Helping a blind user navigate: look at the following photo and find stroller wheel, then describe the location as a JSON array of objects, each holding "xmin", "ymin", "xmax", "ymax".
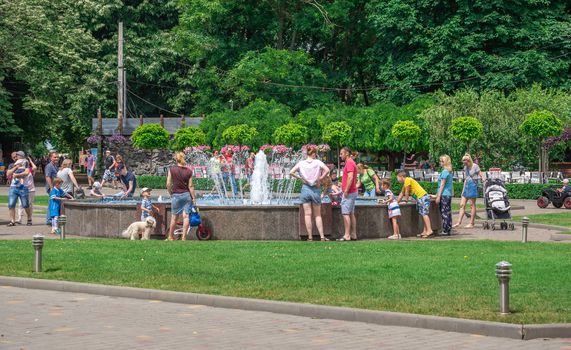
[
  {"xmin": 196, "ymin": 224, "xmax": 212, "ymax": 241},
  {"xmin": 509, "ymin": 223, "xmax": 515, "ymax": 230},
  {"xmin": 482, "ymin": 222, "xmax": 487, "ymax": 229},
  {"xmin": 491, "ymin": 224, "xmax": 496, "ymax": 231},
  {"xmin": 500, "ymin": 222, "xmax": 506, "ymax": 230}
]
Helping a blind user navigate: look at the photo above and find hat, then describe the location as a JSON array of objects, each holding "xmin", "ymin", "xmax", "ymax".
[
  {"xmin": 15, "ymin": 159, "xmax": 28, "ymax": 168},
  {"xmin": 93, "ymin": 181, "xmax": 101, "ymax": 189},
  {"xmin": 563, "ymin": 179, "xmax": 569, "ymax": 184},
  {"xmin": 140, "ymin": 187, "xmax": 152, "ymax": 195},
  {"xmin": 15, "ymin": 151, "xmax": 26, "ymax": 158}
]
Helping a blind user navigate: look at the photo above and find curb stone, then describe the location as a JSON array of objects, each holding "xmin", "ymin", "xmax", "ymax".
[{"xmin": 2, "ymin": 276, "xmax": 570, "ymax": 340}]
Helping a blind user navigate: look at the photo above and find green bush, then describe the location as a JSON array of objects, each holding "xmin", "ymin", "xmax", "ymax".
[
  {"xmin": 131, "ymin": 124, "xmax": 170, "ymax": 150},
  {"xmin": 171, "ymin": 127, "xmax": 206, "ymax": 151}
]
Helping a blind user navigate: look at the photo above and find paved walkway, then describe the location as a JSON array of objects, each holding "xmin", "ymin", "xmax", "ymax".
[{"xmin": 1, "ymin": 286, "xmax": 569, "ymax": 350}]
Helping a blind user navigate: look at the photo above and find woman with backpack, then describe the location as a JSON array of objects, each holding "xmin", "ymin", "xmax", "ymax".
[{"xmin": 356, "ymin": 163, "xmax": 381, "ymax": 197}]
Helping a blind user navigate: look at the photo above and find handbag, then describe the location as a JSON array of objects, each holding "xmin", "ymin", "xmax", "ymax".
[{"xmin": 189, "ymin": 206, "xmax": 201, "ymax": 227}]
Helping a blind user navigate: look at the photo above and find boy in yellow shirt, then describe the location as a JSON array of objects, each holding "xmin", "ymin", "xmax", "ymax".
[{"xmin": 396, "ymin": 171, "xmax": 433, "ymax": 238}]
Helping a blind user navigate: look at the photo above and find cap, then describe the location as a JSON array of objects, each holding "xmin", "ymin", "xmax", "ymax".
[
  {"xmin": 140, "ymin": 187, "xmax": 151, "ymax": 194},
  {"xmin": 15, "ymin": 151, "xmax": 26, "ymax": 158},
  {"xmin": 93, "ymin": 181, "xmax": 101, "ymax": 188}
]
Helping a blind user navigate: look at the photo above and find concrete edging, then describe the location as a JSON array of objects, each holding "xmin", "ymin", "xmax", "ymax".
[{"xmin": 2, "ymin": 276, "xmax": 570, "ymax": 340}]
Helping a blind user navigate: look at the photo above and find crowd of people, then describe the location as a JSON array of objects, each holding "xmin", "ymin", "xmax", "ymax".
[
  {"xmin": 8, "ymin": 145, "xmax": 566, "ymax": 241},
  {"xmin": 291, "ymin": 148, "xmax": 486, "ymax": 241}
]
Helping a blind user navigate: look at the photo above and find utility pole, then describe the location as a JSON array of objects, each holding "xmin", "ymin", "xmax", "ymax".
[{"xmin": 117, "ymin": 21, "xmax": 125, "ymax": 134}]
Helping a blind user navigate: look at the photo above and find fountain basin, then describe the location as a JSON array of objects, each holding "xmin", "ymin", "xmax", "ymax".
[{"xmin": 64, "ymin": 198, "xmax": 442, "ymax": 240}]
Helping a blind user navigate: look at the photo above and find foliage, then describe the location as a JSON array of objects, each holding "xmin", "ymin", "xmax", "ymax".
[
  {"xmin": 520, "ymin": 111, "xmax": 563, "ymax": 140},
  {"xmin": 222, "ymin": 124, "xmax": 257, "ymax": 146},
  {"xmin": 200, "ymin": 99, "xmax": 292, "ymax": 148},
  {"xmin": 105, "ymin": 134, "xmax": 128, "ymax": 146},
  {"xmin": 322, "ymin": 121, "xmax": 352, "ymax": 148},
  {"xmin": 390, "ymin": 120, "xmax": 421, "ymax": 165},
  {"xmin": 171, "ymin": 127, "xmax": 206, "ymax": 151},
  {"xmin": 87, "ymin": 135, "xmax": 103, "ymax": 145},
  {"xmin": 544, "ymin": 128, "xmax": 571, "ymax": 150},
  {"xmin": 223, "ymin": 48, "xmax": 333, "ymax": 113},
  {"xmin": 131, "ymin": 124, "xmax": 170, "ymax": 150},
  {"xmin": 272, "ymin": 123, "xmax": 308, "ymax": 148},
  {"xmin": 422, "ymin": 86, "xmax": 571, "ymax": 170},
  {"xmin": 449, "ymin": 117, "xmax": 483, "ymax": 152}
]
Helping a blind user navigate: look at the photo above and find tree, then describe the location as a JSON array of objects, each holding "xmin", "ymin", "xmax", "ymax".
[
  {"xmin": 322, "ymin": 121, "xmax": 352, "ymax": 170},
  {"xmin": 272, "ymin": 123, "xmax": 307, "ymax": 148},
  {"xmin": 222, "ymin": 124, "xmax": 257, "ymax": 146},
  {"xmin": 131, "ymin": 124, "xmax": 170, "ymax": 150},
  {"xmin": 391, "ymin": 121, "xmax": 421, "ymax": 168},
  {"xmin": 449, "ymin": 116, "xmax": 483, "ymax": 153},
  {"xmin": 171, "ymin": 127, "xmax": 206, "ymax": 151},
  {"xmin": 520, "ymin": 110, "xmax": 563, "ymax": 172}
]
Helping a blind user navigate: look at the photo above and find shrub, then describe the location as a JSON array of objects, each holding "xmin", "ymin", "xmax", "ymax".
[
  {"xmin": 222, "ymin": 124, "xmax": 257, "ymax": 145},
  {"xmin": 131, "ymin": 124, "xmax": 170, "ymax": 150},
  {"xmin": 171, "ymin": 127, "xmax": 206, "ymax": 151},
  {"xmin": 449, "ymin": 116, "xmax": 483, "ymax": 153},
  {"xmin": 273, "ymin": 123, "xmax": 308, "ymax": 147}
]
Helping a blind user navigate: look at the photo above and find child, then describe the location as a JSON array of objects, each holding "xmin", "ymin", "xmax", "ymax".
[
  {"xmin": 49, "ymin": 177, "xmax": 73, "ymax": 234},
  {"xmin": 380, "ymin": 179, "xmax": 401, "ymax": 239},
  {"xmin": 90, "ymin": 181, "xmax": 104, "ymax": 198},
  {"xmin": 321, "ymin": 175, "xmax": 342, "ymax": 206},
  {"xmin": 396, "ymin": 171, "xmax": 433, "ymax": 238},
  {"xmin": 140, "ymin": 187, "xmax": 159, "ymax": 221}
]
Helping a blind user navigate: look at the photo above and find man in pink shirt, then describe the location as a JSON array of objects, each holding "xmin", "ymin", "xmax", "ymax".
[{"xmin": 338, "ymin": 147, "xmax": 358, "ymax": 241}]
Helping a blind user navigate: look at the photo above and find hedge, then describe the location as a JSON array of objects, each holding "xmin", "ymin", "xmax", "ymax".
[{"xmin": 137, "ymin": 175, "xmax": 551, "ymax": 200}]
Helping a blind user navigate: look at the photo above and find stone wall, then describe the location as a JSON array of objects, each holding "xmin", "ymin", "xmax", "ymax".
[{"xmin": 104, "ymin": 142, "xmax": 173, "ymax": 176}]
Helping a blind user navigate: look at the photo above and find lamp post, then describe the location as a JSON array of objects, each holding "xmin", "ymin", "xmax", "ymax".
[
  {"xmin": 32, "ymin": 235, "xmax": 44, "ymax": 273},
  {"xmin": 495, "ymin": 261, "xmax": 512, "ymax": 315},
  {"xmin": 521, "ymin": 216, "xmax": 529, "ymax": 243},
  {"xmin": 57, "ymin": 215, "xmax": 67, "ymax": 240}
]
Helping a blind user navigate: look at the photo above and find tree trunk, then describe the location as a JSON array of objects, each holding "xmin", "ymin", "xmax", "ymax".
[
  {"xmin": 336, "ymin": 143, "xmax": 340, "ymax": 173},
  {"xmin": 402, "ymin": 145, "xmax": 407, "ymax": 170}
]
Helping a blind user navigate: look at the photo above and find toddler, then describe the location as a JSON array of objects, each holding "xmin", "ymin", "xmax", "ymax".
[
  {"xmin": 140, "ymin": 187, "xmax": 159, "ymax": 221},
  {"xmin": 321, "ymin": 175, "xmax": 342, "ymax": 206},
  {"xmin": 90, "ymin": 181, "xmax": 104, "ymax": 198},
  {"xmin": 380, "ymin": 179, "xmax": 401, "ymax": 239},
  {"xmin": 48, "ymin": 178, "xmax": 73, "ymax": 234}
]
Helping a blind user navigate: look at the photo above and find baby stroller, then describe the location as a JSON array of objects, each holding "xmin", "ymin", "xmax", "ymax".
[
  {"xmin": 482, "ymin": 178, "xmax": 515, "ymax": 230},
  {"xmin": 173, "ymin": 206, "xmax": 212, "ymax": 240}
]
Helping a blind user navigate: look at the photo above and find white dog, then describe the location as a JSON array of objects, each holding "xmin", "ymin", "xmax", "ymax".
[{"xmin": 121, "ymin": 217, "xmax": 156, "ymax": 240}]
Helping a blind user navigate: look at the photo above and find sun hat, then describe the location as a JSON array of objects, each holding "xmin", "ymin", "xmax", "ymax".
[
  {"xmin": 93, "ymin": 181, "xmax": 101, "ymax": 189},
  {"xmin": 15, "ymin": 151, "xmax": 26, "ymax": 158},
  {"xmin": 140, "ymin": 187, "xmax": 152, "ymax": 195}
]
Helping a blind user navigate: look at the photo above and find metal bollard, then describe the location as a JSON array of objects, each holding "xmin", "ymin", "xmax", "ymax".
[
  {"xmin": 57, "ymin": 215, "xmax": 67, "ymax": 240},
  {"xmin": 495, "ymin": 261, "xmax": 512, "ymax": 315},
  {"xmin": 32, "ymin": 235, "xmax": 44, "ymax": 273},
  {"xmin": 521, "ymin": 217, "xmax": 529, "ymax": 243}
]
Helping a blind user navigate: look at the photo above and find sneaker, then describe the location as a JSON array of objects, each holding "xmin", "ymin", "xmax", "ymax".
[{"xmin": 388, "ymin": 234, "xmax": 401, "ymax": 240}]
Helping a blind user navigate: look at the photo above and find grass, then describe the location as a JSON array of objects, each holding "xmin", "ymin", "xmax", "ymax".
[
  {"xmin": 451, "ymin": 203, "xmax": 485, "ymax": 211},
  {"xmin": 513, "ymin": 212, "xmax": 571, "ymax": 228},
  {"xmin": 0, "ymin": 239, "xmax": 569, "ymax": 324},
  {"xmin": 0, "ymin": 195, "xmax": 49, "ymax": 207}
]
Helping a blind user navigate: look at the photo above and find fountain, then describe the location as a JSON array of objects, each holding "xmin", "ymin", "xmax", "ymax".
[{"xmin": 64, "ymin": 145, "xmax": 442, "ymax": 240}]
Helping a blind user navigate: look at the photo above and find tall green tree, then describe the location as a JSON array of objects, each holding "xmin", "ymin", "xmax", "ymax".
[
  {"xmin": 322, "ymin": 121, "xmax": 352, "ymax": 170},
  {"xmin": 391, "ymin": 121, "xmax": 421, "ymax": 168},
  {"xmin": 520, "ymin": 110, "xmax": 563, "ymax": 172}
]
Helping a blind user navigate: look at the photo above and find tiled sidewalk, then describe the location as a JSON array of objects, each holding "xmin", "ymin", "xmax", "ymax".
[{"xmin": 2, "ymin": 286, "xmax": 569, "ymax": 350}]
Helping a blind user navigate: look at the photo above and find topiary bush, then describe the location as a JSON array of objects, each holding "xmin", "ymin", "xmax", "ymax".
[
  {"xmin": 131, "ymin": 124, "xmax": 170, "ymax": 150},
  {"xmin": 171, "ymin": 127, "xmax": 206, "ymax": 151},
  {"xmin": 449, "ymin": 116, "xmax": 483, "ymax": 153}
]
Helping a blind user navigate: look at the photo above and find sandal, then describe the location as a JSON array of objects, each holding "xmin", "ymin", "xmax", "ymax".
[
  {"xmin": 320, "ymin": 237, "xmax": 330, "ymax": 241},
  {"xmin": 336, "ymin": 237, "xmax": 350, "ymax": 241},
  {"xmin": 7, "ymin": 221, "xmax": 16, "ymax": 227},
  {"xmin": 307, "ymin": 236, "xmax": 313, "ymax": 241},
  {"xmin": 27, "ymin": 220, "xmax": 33, "ymax": 226},
  {"xmin": 452, "ymin": 223, "xmax": 461, "ymax": 228},
  {"xmin": 388, "ymin": 234, "xmax": 401, "ymax": 240},
  {"xmin": 464, "ymin": 224, "xmax": 475, "ymax": 229},
  {"xmin": 420, "ymin": 232, "xmax": 435, "ymax": 239}
]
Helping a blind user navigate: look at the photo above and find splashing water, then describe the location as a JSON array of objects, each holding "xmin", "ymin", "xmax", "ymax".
[{"xmin": 250, "ymin": 151, "xmax": 270, "ymax": 204}]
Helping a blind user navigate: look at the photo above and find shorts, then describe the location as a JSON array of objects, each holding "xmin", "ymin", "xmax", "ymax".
[
  {"xmin": 8, "ymin": 186, "xmax": 29, "ymax": 209},
  {"xmin": 171, "ymin": 192, "xmax": 192, "ymax": 216},
  {"xmin": 416, "ymin": 194, "xmax": 431, "ymax": 217},
  {"xmin": 299, "ymin": 184, "xmax": 321, "ymax": 204},
  {"xmin": 388, "ymin": 203, "xmax": 401, "ymax": 218},
  {"xmin": 341, "ymin": 192, "xmax": 358, "ymax": 215},
  {"xmin": 103, "ymin": 169, "xmax": 116, "ymax": 182},
  {"xmin": 87, "ymin": 169, "xmax": 94, "ymax": 177}
]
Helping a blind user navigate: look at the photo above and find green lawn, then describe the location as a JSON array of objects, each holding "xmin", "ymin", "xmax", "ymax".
[
  {"xmin": 0, "ymin": 195, "xmax": 49, "ymax": 207},
  {"xmin": 0, "ymin": 239, "xmax": 569, "ymax": 324},
  {"xmin": 513, "ymin": 212, "xmax": 571, "ymax": 228}
]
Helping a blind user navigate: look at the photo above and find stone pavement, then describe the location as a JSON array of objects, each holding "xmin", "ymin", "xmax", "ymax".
[{"xmin": 1, "ymin": 286, "xmax": 569, "ymax": 350}]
